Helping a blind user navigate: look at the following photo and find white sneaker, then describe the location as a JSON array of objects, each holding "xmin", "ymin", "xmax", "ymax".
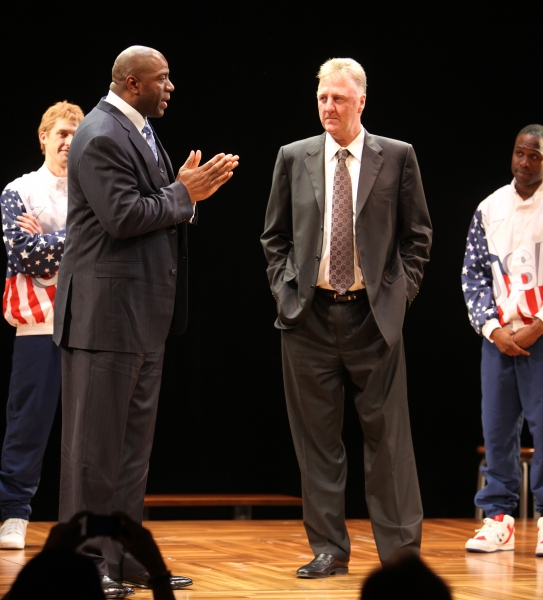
[
  {"xmin": 465, "ymin": 514, "xmax": 515, "ymax": 552},
  {"xmin": 536, "ymin": 517, "xmax": 543, "ymax": 556},
  {"xmin": 0, "ymin": 518, "xmax": 28, "ymax": 549}
]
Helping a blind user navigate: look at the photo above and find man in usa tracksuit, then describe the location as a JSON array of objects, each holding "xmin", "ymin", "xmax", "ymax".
[
  {"xmin": 0, "ymin": 101, "xmax": 83, "ymax": 548},
  {"xmin": 463, "ymin": 124, "xmax": 543, "ymax": 555}
]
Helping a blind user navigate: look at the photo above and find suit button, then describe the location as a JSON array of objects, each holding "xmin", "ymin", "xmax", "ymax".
[
  {"xmin": 160, "ymin": 168, "xmax": 165, "ymax": 174},
  {"xmin": 170, "ymin": 228, "xmax": 176, "ymax": 235},
  {"xmin": 321, "ymin": 226, "xmax": 323, "ymax": 231},
  {"xmin": 316, "ymin": 255, "xmax": 320, "ymax": 261},
  {"xmin": 171, "ymin": 269, "xmax": 177, "ymax": 275},
  {"xmin": 310, "ymin": 285, "xmax": 316, "ymax": 290}
]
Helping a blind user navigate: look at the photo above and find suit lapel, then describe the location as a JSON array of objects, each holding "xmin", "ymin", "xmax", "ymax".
[
  {"xmin": 304, "ymin": 134, "xmax": 326, "ymax": 216},
  {"xmin": 96, "ymin": 101, "xmax": 165, "ymax": 190},
  {"xmin": 356, "ymin": 132, "xmax": 383, "ymax": 219},
  {"xmin": 128, "ymin": 129, "xmax": 165, "ymax": 190},
  {"xmin": 153, "ymin": 132, "xmax": 175, "ymax": 182}
]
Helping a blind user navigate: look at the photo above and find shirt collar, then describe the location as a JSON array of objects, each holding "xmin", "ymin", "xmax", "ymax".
[
  {"xmin": 105, "ymin": 90, "xmax": 146, "ymax": 133},
  {"xmin": 325, "ymin": 127, "xmax": 365, "ymax": 163},
  {"xmin": 512, "ymin": 178, "xmax": 543, "ymax": 204},
  {"xmin": 38, "ymin": 163, "xmax": 67, "ymax": 191}
]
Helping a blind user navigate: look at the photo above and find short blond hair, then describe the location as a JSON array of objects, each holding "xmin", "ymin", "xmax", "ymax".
[
  {"xmin": 38, "ymin": 101, "xmax": 84, "ymax": 155},
  {"xmin": 317, "ymin": 58, "xmax": 367, "ymax": 95}
]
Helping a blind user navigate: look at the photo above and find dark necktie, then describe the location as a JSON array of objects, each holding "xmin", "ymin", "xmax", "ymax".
[
  {"xmin": 329, "ymin": 148, "xmax": 354, "ymax": 295},
  {"xmin": 141, "ymin": 121, "xmax": 159, "ymax": 163}
]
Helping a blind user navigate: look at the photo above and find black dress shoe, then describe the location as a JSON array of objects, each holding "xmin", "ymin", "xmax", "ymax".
[
  {"xmin": 124, "ymin": 571, "xmax": 193, "ymax": 589},
  {"xmin": 296, "ymin": 553, "xmax": 349, "ymax": 578},
  {"xmin": 101, "ymin": 575, "xmax": 135, "ymax": 598}
]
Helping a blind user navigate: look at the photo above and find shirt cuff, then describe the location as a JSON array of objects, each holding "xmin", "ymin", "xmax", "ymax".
[{"xmin": 482, "ymin": 319, "xmax": 501, "ymax": 342}]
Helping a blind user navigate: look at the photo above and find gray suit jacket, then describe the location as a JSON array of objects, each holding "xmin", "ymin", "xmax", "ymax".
[
  {"xmin": 53, "ymin": 100, "xmax": 194, "ymax": 353},
  {"xmin": 261, "ymin": 131, "xmax": 432, "ymax": 348}
]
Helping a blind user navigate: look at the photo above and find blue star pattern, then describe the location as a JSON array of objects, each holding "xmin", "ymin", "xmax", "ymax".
[
  {"xmin": 461, "ymin": 208, "xmax": 499, "ymax": 335},
  {"xmin": 1, "ymin": 188, "xmax": 65, "ymax": 279}
]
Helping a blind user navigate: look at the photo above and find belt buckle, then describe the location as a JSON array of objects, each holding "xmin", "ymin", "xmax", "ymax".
[{"xmin": 333, "ymin": 292, "xmax": 356, "ymax": 302}]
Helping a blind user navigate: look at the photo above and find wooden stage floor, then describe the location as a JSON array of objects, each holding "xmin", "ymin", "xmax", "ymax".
[{"xmin": 0, "ymin": 518, "xmax": 541, "ymax": 599}]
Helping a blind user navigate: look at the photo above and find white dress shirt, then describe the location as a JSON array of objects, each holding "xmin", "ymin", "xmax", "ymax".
[
  {"xmin": 105, "ymin": 90, "xmax": 146, "ymax": 134},
  {"xmin": 317, "ymin": 128, "xmax": 365, "ymax": 290}
]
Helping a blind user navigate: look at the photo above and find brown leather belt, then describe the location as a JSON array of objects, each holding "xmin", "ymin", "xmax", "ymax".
[{"xmin": 315, "ymin": 288, "xmax": 366, "ymax": 303}]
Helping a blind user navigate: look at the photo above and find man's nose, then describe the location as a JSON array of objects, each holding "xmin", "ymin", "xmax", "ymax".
[
  {"xmin": 167, "ymin": 78, "xmax": 174, "ymax": 92},
  {"xmin": 65, "ymin": 134, "xmax": 73, "ymax": 147}
]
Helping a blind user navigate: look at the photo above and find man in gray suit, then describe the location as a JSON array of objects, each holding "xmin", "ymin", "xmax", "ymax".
[
  {"xmin": 261, "ymin": 58, "xmax": 431, "ymax": 577},
  {"xmin": 54, "ymin": 46, "xmax": 238, "ymax": 597}
]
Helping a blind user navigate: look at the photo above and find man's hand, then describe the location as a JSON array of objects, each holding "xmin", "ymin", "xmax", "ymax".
[
  {"xmin": 513, "ymin": 318, "xmax": 543, "ymax": 350},
  {"xmin": 176, "ymin": 151, "xmax": 239, "ymax": 202},
  {"xmin": 43, "ymin": 511, "xmax": 90, "ymax": 550},
  {"xmin": 490, "ymin": 327, "xmax": 530, "ymax": 356},
  {"xmin": 113, "ymin": 512, "xmax": 168, "ymax": 577},
  {"xmin": 16, "ymin": 214, "xmax": 43, "ymax": 234}
]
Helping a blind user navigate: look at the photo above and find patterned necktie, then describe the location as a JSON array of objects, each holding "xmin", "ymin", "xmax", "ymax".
[
  {"xmin": 141, "ymin": 121, "xmax": 159, "ymax": 163},
  {"xmin": 329, "ymin": 148, "xmax": 354, "ymax": 295}
]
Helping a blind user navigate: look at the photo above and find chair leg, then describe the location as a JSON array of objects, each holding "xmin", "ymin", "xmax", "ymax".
[
  {"xmin": 520, "ymin": 460, "xmax": 529, "ymax": 518},
  {"xmin": 475, "ymin": 459, "xmax": 486, "ymax": 520}
]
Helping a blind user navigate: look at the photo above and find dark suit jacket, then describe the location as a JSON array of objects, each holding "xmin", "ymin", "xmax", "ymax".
[
  {"xmin": 261, "ymin": 131, "xmax": 432, "ymax": 348},
  {"xmin": 53, "ymin": 100, "xmax": 194, "ymax": 353}
]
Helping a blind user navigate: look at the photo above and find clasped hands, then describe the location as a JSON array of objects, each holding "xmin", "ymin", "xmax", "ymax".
[
  {"xmin": 177, "ymin": 150, "xmax": 239, "ymax": 202},
  {"xmin": 490, "ymin": 318, "xmax": 543, "ymax": 356}
]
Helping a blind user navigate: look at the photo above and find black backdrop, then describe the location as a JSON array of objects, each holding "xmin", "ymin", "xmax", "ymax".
[{"xmin": 0, "ymin": 2, "xmax": 541, "ymax": 522}]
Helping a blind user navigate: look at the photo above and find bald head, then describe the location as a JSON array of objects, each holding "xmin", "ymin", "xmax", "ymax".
[
  {"xmin": 111, "ymin": 46, "xmax": 165, "ymax": 89},
  {"xmin": 109, "ymin": 46, "xmax": 174, "ymax": 118}
]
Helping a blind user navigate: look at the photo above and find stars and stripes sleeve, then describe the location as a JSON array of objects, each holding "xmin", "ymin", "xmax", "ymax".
[
  {"xmin": 461, "ymin": 208, "xmax": 498, "ymax": 335},
  {"xmin": 1, "ymin": 189, "xmax": 65, "ymax": 278}
]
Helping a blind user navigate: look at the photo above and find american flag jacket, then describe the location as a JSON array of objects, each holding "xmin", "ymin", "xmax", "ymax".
[
  {"xmin": 1, "ymin": 164, "xmax": 66, "ymax": 336},
  {"xmin": 462, "ymin": 180, "xmax": 543, "ymax": 339}
]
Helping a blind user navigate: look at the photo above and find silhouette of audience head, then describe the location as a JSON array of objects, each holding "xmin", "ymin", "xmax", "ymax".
[
  {"xmin": 6, "ymin": 546, "xmax": 103, "ymax": 599},
  {"xmin": 361, "ymin": 554, "xmax": 451, "ymax": 600}
]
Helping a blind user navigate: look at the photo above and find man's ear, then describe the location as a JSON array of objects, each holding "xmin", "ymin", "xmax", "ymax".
[
  {"xmin": 359, "ymin": 95, "xmax": 367, "ymax": 114},
  {"xmin": 125, "ymin": 75, "xmax": 140, "ymax": 95}
]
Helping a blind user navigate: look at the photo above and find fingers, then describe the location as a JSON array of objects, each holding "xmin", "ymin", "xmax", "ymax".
[
  {"xmin": 203, "ymin": 153, "xmax": 239, "ymax": 174},
  {"xmin": 512, "ymin": 342, "xmax": 530, "ymax": 356},
  {"xmin": 180, "ymin": 150, "xmax": 196, "ymax": 170},
  {"xmin": 16, "ymin": 214, "xmax": 43, "ymax": 234},
  {"xmin": 504, "ymin": 341, "xmax": 530, "ymax": 356},
  {"xmin": 178, "ymin": 150, "xmax": 202, "ymax": 174},
  {"xmin": 16, "ymin": 215, "xmax": 41, "ymax": 234}
]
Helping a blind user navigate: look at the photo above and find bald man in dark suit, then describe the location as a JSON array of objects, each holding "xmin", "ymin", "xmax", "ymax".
[{"xmin": 54, "ymin": 46, "xmax": 238, "ymax": 597}]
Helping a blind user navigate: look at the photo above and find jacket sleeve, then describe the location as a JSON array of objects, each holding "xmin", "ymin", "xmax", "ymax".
[
  {"xmin": 260, "ymin": 147, "xmax": 293, "ymax": 296},
  {"xmin": 1, "ymin": 188, "xmax": 65, "ymax": 277},
  {"xmin": 398, "ymin": 145, "xmax": 433, "ymax": 305},
  {"xmin": 461, "ymin": 208, "xmax": 498, "ymax": 336},
  {"xmin": 77, "ymin": 134, "xmax": 194, "ymax": 239}
]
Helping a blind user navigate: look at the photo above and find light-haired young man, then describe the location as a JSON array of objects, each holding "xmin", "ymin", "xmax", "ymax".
[{"xmin": 0, "ymin": 101, "xmax": 83, "ymax": 548}]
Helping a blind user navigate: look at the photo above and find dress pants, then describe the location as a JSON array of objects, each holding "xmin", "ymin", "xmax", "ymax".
[
  {"xmin": 59, "ymin": 345, "xmax": 164, "ymax": 579},
  {"xmin": 281, "ymin": 291, "xmax": 423, "ymax": 564},
  {"xmin": 0, "ymin": 335, "xmax": 61, "ymax": 520},
  {"xmin": 477, "ymin": 336, "xmax": 543, "ymax": 516}
]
